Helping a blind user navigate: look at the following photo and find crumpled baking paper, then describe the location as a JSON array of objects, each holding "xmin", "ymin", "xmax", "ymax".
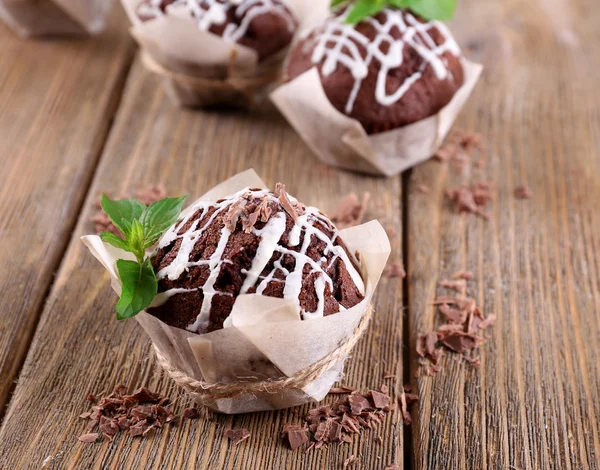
[
  {"xmin": 271, "ymin": 59, "xmax": 483, "ymax": 176},
  {"xmin": 0, "ymin": 0, "xmax": 112, "ymax": 37},
  {"xmin": 82, "ymin": 169, "xmax": 391, "ymax": 413}
]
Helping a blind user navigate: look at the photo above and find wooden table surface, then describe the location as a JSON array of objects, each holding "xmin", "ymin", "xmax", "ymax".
[{"xmin": 0, "ymin": 1, "xmax": 598, "ymax": 469}]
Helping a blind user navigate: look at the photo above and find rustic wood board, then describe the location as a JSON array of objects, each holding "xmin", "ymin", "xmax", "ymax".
[
  {"xmin": 407, "ymin": 0, "xmax": 600, "ymax": 469},
  {"xmin": 0, "ymin": 8, "xmax": 133, "ymax": 416},
  {"xmin": 0, "ymin": 58, "xmax": 405, "ymax": 469}
]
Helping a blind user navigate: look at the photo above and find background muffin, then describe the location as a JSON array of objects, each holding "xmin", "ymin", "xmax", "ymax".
[
  {"xmin": 286, "ymin": 7, "xmax": 464, "ymax": 134},
  {"xmin": 137, "ymin": 0, "xmax": 298, "ymax": 60}
]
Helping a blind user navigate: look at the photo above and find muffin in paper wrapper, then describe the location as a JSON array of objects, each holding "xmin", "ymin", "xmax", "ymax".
[
  {"xmin": 82, "ymin": 169, "xmax": 391, "ymax": 414},
  {"xmin": 0, "ymin": 0, "xmax": 112, "ymax": 37},
  {"xmin": 120, "ymin": 0, "xmax": 318, "ymax": 108},
  {"xmin": 271, "ymin": 60, "xmax": 483, "ymax": 176}
]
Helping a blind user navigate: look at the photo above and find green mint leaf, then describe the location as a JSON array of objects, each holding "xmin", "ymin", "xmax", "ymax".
[
  {"xmin": 100, "ymin": 194, "xmax": 146, "ymax": 238},
  {"xmin": 128, "ymin": 218, "xmax": 146, "ymax": 263},
  {"xmin": 100, "ymin": 232, "xmax": 134, "ymax": 254},
  {"xmin": 407, "ymin": 0, "xmax": 456, "ymax": 20},
  {"xmin": 331, "ymin": 0, "xmax": 348, "ymax": 7},
  {"xmin": 115, "ymin": 259, "xmax": 157, "ymax": 320},
  {"xmin": 139, "ymin": 196, "xmax": 188, "ymax": 248},
  {"xmin": 346, "ymin": 0, "xmax": 387, "ymax": 23},
  {"xmin": 389, "ymin": 0, "xmax": 411, "ymax": 7}
]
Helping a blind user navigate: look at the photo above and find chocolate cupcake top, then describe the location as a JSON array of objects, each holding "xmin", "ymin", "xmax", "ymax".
[
  {"xmin": 148, "ymin": 185, "xmax": 365, "ymax": 334},
  {"xmin": 286, "ymin": 7, "xmax": 464, "ymax": 134},
  {"xmin": 136, "ymin": 0, "xmax": 297, "ymax": 61}
]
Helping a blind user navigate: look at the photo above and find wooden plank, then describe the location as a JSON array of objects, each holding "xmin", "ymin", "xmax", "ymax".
[
  {"xmin": 0, "ymin": 8, "xmax": 133, "ymax": 416},
  {"xmin": 407, "ymin": 0, "xmax": 600, "ymax": 469},
  {"xmin": 0, "ymin": 57, "xmax": 404, "ymax": 469}
]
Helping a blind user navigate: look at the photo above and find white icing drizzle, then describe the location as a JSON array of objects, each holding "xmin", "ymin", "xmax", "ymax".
[
  {"xmin": 138, "ymin": 0, "xmax": 295, "ymax": 44},
  {"xmin": 309, "ymin": 8, "xmax": 461, "ymax": 114},
  {"xmin": 153, "ymin": 188, "xmax": 364, "ymax": 331}
]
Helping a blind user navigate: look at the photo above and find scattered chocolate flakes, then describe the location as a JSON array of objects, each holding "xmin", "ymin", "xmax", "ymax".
[
  {"xmin": 90, "ymin": 184, "xmax": 168, "ymax": 235},
  {"xmin": 435, "ymin": 130, "xmax": 485, "ymax": 166},
  {"xmin": 384, "ymin": 464, "xmax": 400, "ymax": 470},
  {"xmin": 514, "ymin": 185, "xmax": 533, "ymax": 199},
  {"xmin": 329, "ymin": 192, "xmax": 370, "ymax": 229},
  {"xmin": 225, "ymin": 428, "xmax": 251, "ymax": 446},
  {"xmin": 344, "ymin": 455, "xmax": 358, "ymax": 468},
  {"xmin": 291, "ymin": 387, "xmax": 394, "ymax": 451},
  {"xmin": 417, "ymin": 276, "xmax": 495, "ymax": 375},
  {"xmin": 77, "ymin": 385, "xmax": 178, "ymax": 443},
  {"xmin": 386, "ymin": 261, "xmax": 406, "ymax": 279},
  {"xmin": 77, "ymin": 433, "xmax": 99, "ymax": 443},
  {"xmin": 182, "ymin": 408, "xmax": 200, "ymax": 420},
  {"xmin": 446, "ymin": 183, "xmax": 492, "ymax": 219}
]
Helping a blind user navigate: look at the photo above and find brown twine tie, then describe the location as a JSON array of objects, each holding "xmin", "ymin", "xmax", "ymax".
[{"xmin": 154, "ymin": 306, "xmax": 373, "ymax": 402}]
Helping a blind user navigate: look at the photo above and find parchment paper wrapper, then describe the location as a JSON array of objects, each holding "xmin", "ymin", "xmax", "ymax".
[
  {"xmin": 120, "ymin": 0, "xmax": 318, "ymax": 108},
  {"xmin": 271, "ymin": 60, "xmax": 483, "ymax": 176},
  {"xmin": 0, "ymin": 0, "xmax": 112, "ymax": 37},
  {"xmin": 82, "ymin": 169, "xmax": 391, "ymax": 414}
]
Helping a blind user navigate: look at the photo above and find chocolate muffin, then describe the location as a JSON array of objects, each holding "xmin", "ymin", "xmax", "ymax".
[
  {"xmin": 285, "ymin": 7, "xmax": 464, "ymax": 134},
  {"xmin": 148, "ymin": 185, "xmax": 365, "ymax": 334},
  {"xmin": 136, "ymin": 0, "xmax": 298, "ymax": 61}
]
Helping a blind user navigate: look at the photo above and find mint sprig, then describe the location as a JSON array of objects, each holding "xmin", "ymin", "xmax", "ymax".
[
  {"xmin": 332, "ymin": 0, "xmax": 456, "ymax": 24},
  {"xmin": 100, "ymin": 193, "xmax": 187, "ymax": 320}
]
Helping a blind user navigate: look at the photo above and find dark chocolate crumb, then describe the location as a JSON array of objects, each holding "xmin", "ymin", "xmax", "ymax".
[{"xmin": 225, "ymin": 428, "xmax": 251, "ymax": 446}]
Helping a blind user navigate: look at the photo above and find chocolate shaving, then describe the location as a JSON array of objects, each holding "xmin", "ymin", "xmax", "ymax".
[
  {"xmin": 77, "ymin": 433, "xmax": 99, "ymax": 443},
  {"xmin": 370, "ymin": 390, "xmax": 391, "ymax": 409},
  {"xmin": 182, "ymin": 408, "xmax": 200, "ymax": 420},
  {"xmin": 440, "ymin": 279, "xmax": 467, "ymax": 296},
  {"xmin": 344, "ymin": 455, "xmax": 357, "ymax": 468},
  {"xmin": 274, "ymin": 183, "xmax": 301, "ymax": 222},
  {"xmin": 225, "ymin": 428, "xmax": 251, "ymax": 446},
  {"xmin": 399, "ymin": 387, "xmax": 418, "ymax": 426},
  {"xmin": 514, "ymin": 185, "xmax": 533, "ymax": 199},
  {"xmin": 452, "ymin": 270, "xmax": 473, "ymax": 280},
  {"xmin": 385, "ymin": 464, "xmax": 400, "ymax": 470},
  {"xmin": 386, "ymin": 261, "xmax": 406, "ymax": 279},
  {"xmin": 282, "ymin": 424, "xmax": 309, "ymax": 450},
  {"xmin": 348, "ymin": 393, "xmax": 372, "ymax": 415},
  {"xmin": 329, "ymin": 192, "xmax": 370, "ymax": 229},
  {"xmin": 224, "ymin": 199, "xmax": 245, "ymax": 232}
]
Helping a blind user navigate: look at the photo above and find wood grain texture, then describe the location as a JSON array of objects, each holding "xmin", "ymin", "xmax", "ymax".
[
  {"xmin": 0, "ymin": 8, "xmax": 133, "ymax": 416},
  {"xmin": 407, "ymin": 0, "xmax": 600, "ymax": 469},
  {"xmin": 0, "ymin": 58, "xmax": 405, "ymax": 470}
]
